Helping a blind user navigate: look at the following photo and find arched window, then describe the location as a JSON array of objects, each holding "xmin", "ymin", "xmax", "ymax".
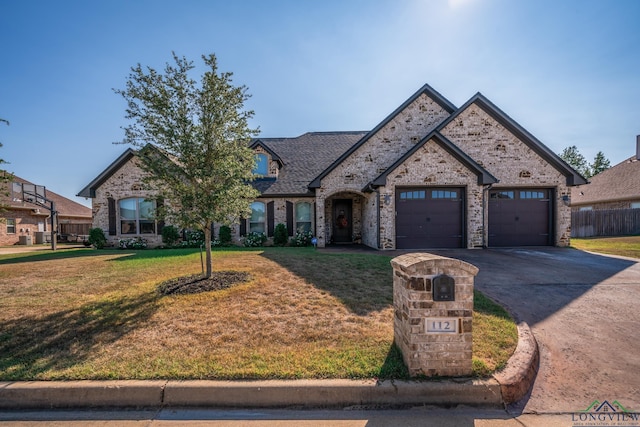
[
  {"xmin": 253, "ymin": 154, "xmax": 268, "ymax": 176},
  {"xmin": 119, "ymin": 198, "xmax": 156, "ymax": 234},
  {"xmin": 249, "ymin": 201, "xmax": 266, "ymax": 234},
  {"xmin": 295, "ymin": 202, "xmax": 312, "ymax": 233}
]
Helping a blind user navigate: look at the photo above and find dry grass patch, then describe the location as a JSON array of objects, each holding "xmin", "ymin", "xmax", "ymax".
[{"xmin": 0, "ymin": 247, "xmax": 516, "ymax": 380}]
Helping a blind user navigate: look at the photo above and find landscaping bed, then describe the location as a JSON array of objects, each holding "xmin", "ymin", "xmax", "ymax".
[{"xmin": 0, "ymin": 247, "xmax": 517, "ymax": 380}]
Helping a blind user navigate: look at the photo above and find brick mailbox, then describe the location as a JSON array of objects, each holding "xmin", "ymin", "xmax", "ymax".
[{"xmin": 390, "ymin": 253, "xmax": 478, "ymax": 377}]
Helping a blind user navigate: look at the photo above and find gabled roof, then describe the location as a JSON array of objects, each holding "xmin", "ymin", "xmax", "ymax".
[
  {"xmin": 368, "ymin": 130, "xmax": 498, "ymax": 190},
  {"xmin": 249, "ymin": 139, "xmax": 283, "ymax": 167},
  {"xmin": 77, "ymin": 148, "xmax": 137, "ymax": 198},
  {"xmin": 437, "ymin": 92, "xmax": 588, "ymax": 186},
  {"xmin": 4, "ymin": 175, "xmax": 92, "ymax": 219},
  {"xmin": 308, "ymin": 83, "xmax": 457, "ymax": 189},
  {"xmin": 572, "ymin": 155, "xmax": 640, "ymax": 205},
  {"xmin": 255, "ymin": 132, "xmax": 366, "ymax": 196}
]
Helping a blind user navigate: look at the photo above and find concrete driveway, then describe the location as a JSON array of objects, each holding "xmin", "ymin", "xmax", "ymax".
[{"xmin": 430, "ymin": 247, "xmax": 640, "ymax": 415}]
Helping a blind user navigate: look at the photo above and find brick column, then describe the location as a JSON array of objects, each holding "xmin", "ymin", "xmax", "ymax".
[{"xmin": 391, "ymin": 253, "xmax": 478, "ymax": 377}]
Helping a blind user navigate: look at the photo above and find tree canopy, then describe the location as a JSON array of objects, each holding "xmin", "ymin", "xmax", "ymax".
[
  {"xmin": 559, "ymin": 145, "xmax": 611, "ymax": 179},
  {"xmin": 115, "ymin": 53, "xmax": 260, "ymax": 277}
]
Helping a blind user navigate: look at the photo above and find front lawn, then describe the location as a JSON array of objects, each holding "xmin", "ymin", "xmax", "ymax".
[
  {"xmin": 0, "ymin": 247, "xmax": 516, "ymax": 380},
  {"xmin": 571, "ymin": 235, "xmax": 640, "ymax": 259}
]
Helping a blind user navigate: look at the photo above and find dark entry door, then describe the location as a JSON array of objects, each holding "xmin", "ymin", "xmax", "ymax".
[
  {"xmin": 396, "ymin": 188, "xmax": 464, "ymax": 249},
  {"xmin": 488, "ymin": 189, "xmax": 552, "ymax": 246},
  {"xmin": 333, "ymin": 199, "xmax": 352, "ymax": 244}
]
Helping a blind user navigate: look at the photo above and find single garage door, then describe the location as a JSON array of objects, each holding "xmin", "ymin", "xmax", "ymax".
[
  {"xmin": 488, "ymin": 189, "xmax": 552, "ymax": 246},
  {"xmin": 396, "ymin": 187, "xmax": 464, "ymax": 249}
]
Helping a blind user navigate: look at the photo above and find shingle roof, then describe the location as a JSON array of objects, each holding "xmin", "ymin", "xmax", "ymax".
[
  {"xmin": 3, "ymin": 175, "xmax": 92, "ymax": 219},
  {"xmin": 255, "ymin": 131, "xmax": 367, "ymax": 196},
  {"xmin": 571, "ymin": 155, "xmax": 640, "ymax": 206}
]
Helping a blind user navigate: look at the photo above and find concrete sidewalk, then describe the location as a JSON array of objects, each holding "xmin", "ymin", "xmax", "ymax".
[{"xmin": 0, "ymin": 324, "xmax": 537, "ymax": 410}]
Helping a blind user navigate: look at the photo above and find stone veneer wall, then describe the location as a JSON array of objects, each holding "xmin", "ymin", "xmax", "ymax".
[
  {"xmin": 379, "ymin": 139, "xmax": 484, "ymax": 249},
  {"xmin": 315, "ymin": 94, "xmax": 451, "ymax": 248},
  {"xmin": 440, "ymin": 103, "xmax": 572, "ymax": 246},
  {"xmin": 391, "ymin": 252, "xmax": 478, "ymax": 377}
]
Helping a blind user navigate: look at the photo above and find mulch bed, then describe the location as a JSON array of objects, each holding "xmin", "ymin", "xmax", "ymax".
[{"xmin": 157, "ymin": 271, "xmax": 251, "ymax": 295}]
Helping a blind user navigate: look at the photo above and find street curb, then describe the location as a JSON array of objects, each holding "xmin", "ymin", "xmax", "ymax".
[
  {"xmin": 0, "ymin": 378, "xmax": 502, "ymax": 409},
  {"xmin": 0, "ymin": 326, "xmax": 538, "ymax": 410},
  {"xmin": 493, "ymin": 322, "xmax": 539, "ymax": 404}
]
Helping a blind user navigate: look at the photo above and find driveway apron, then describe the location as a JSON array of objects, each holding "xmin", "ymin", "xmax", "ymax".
[{"xmin": 430, "ymin": 247, "xmax": 640, "ymax": 414}]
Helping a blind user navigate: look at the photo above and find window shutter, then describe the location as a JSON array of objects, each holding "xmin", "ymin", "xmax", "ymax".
[
  {"xmin": 239, "ymin": 217, "xmax": 247, "ymax": 237},
  {"xmin": 108, "ymin": 197, "xmax": 117, "ymax": 236},
  {"xmin": 156, "ymin": 198, "xmax": 165, "ymax": 235},
  {"xmin": 286, "ymin": 201, "xmax": 293, "ymax": 236},
  {"xmin": 267, "ymin": 202, "xmax": 274, "ymax": 237}
]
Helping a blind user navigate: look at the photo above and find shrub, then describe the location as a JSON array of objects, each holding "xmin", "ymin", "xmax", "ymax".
[
  {"xmin": 273, "ymin": 223, "xmax": 288, "ymax": 246},
  {"xmin": 243, "ymin": 232, "xmax": 267, "ymax": 247},
  {"xmin": 291, "ymin": 230, "xmax": 314, "ymax": 247},
  {"xmin": 161, "ymin": 225, "xmax": 181, "ymax": 247},
  {"xmin": 118, "ymin": 237, "xmax": 148, "ymax": 249},
  {"xmin": 218, "ymin": 225, "xmax": 233, "ymax": 246},
  {"xmin": 88, "ymin": 228, "xmax": 107, "ymax": 249},
  {"xmin": 181, "ymin": 229, "xmax": 205, "ymax": 248}
]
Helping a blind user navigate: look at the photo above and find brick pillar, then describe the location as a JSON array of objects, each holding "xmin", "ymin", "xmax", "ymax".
[{"xmin": 391, "ymin": 253, "xmax": 478, "ymax": 377}]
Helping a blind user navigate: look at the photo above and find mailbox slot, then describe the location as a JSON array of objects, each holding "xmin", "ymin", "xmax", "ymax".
[{"xmin": 433, "ymin": 274, "xmax": 455, "ymax": 301}]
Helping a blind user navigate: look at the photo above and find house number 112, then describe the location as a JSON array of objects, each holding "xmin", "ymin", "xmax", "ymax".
[{"xmin": 426, "ymin": 318, "xmax": 459, "ymax": 333}]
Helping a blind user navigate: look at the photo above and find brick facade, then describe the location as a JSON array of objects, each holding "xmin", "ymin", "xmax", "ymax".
[{"xmin": 83, "ymin": 84, "xmax": 584, "ymax": 250}]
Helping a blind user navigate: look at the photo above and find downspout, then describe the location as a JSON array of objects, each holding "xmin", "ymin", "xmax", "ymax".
[
  {"xmin": 482, "ymin": 184, "xmax": 493, "ymax": 248},
  {"xmin": 376, "ymin": 188, "xmax": 381, "ymax": 249}
]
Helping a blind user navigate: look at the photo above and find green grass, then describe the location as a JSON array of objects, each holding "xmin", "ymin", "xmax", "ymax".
[
  {"xmin": 0, "ymin": 246, "xmax": 517, "ymax": 380},
  {"xmin": 571, "ymin": 235, "xmax": 640, "ymax": 259}
]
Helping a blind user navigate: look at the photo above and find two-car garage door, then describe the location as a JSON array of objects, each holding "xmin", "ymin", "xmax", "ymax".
[
  {"xmin": 395, "ymin": 187, "xmax": 553, "ymax": 249},
  {"xmin": 396, "ymin": 187, "xmax": 464, "ymax": 249},
  {"xmin": 488, "ymin": 189, "xmax": 552, "ymax": 246}
]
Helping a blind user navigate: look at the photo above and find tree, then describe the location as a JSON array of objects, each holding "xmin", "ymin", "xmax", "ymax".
[
  {"xmin": 115, "ymin": 53, "xmax": 260, "ymax": 278},
  {"xmin": 559, "ymin": 145, "xmax": 590, "ymax": 177},
  {"xmin": 590, "ymin": 151, "xmax": 611, "ymax": 176}
]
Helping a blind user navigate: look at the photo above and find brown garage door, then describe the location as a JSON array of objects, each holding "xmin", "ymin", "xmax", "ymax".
[
  {"xmin": 488, "ymin": 189, "xmax": 552, "ymax": 246},
  {"xmin": 396, "ymin": 187, "xmax": 464, "ymax": 249}
]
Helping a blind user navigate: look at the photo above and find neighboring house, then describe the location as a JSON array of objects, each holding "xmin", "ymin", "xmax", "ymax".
[
  {"xmin": 1, "ymin": 175, "xmax": 92, "ymax": 245},
  {"xmin": 571, "ymin": 136, "xmax": 640, "ymax": 211},
  {"xmin": 78, "ymin": 84, "xmax": 586, "ymax": 249},
  {"xmin": 570, "ymin": 136, "xmax": 640, "ymax": 237}
]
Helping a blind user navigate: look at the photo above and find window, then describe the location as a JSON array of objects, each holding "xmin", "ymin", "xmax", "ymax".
[
  {"xmin": 631, "ymin": 202, "xmax": 640, "ymax": 209},
  {"xmin": 119, "ymin": 198, "xmax": 156, "ymax": 234},
  {"xmin": 491, "ymin": 191, "xmax": 515, "ymax": 200},
  {"xmin": 253, "ymin": 154, "xmax": 268, "ymax": 176},
  {"xmin": 249, "ymin": 201, "xmax": 266, "ymax": 233},
  {"xmin": 432, "ymin": 190, "xmax": 458, "ymax": 199},
  {"xmin": 295, "ymin": 202, "xmax": 312, "ymax": 233},
  {"xmin": 579, "ymin": 206, "xmax": 593, "ymax": 211},
  {"xmin": 399, "ymin": 190, "xmax": 426, "ymax": 200},
  {"xmin": 6, "ymin": 218, "xmax": 15, "ymax": 234},
  {"xmin": 520, "ymin": 191, "xmax": 545, "ymax": 199}
]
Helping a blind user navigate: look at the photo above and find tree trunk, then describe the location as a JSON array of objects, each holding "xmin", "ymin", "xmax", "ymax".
[{"xmin": 204, "ymin": 223, "xmax": 213, "ymax": 278}]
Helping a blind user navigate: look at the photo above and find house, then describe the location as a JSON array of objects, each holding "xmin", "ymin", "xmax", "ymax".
[
  {"xmin": 571, "ymin": 136, "xmax": 640, "ymax": 211},
  {"xmin": 1, "ymin": 175, "xmax": 92, "ymax": 245},
  {"xmin": 78, "ymin": 84, "xmax": 586, "ymax": 249},
  {"xmin": 570, "ymin": 136, "xmax": 640, "ymax": 237}
]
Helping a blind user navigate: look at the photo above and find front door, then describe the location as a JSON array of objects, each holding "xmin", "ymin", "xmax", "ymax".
[{"xmin": 332, "ymin": 199, "xmax": 352, "ymax": 244}]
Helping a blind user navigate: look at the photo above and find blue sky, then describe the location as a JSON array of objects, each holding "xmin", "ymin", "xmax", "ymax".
[{"xmin": 1, "ymin": 0, "xmax": 639, "ymax": 207}]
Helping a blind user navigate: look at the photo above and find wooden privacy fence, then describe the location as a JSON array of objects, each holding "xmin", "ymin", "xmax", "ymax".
[
  {"xmin": 572, "ymin": 208, "xmax": 640, "ymax": 237},
  {"xmin": 60, "ymin": 223, "xmax": 91, "ymax": 237}
]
